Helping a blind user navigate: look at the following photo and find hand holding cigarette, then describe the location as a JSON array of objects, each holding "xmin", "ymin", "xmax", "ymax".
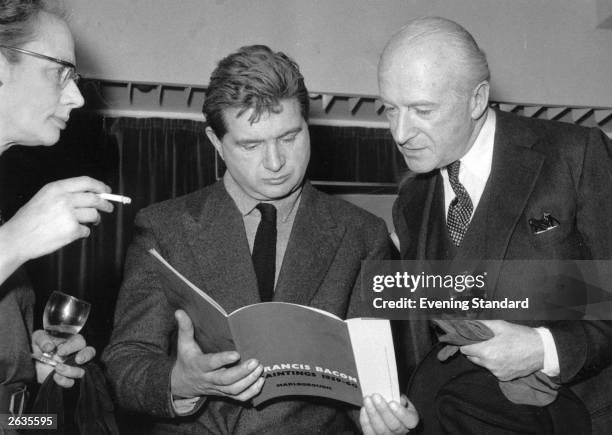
[{"xmin": 0, "ymin": 176, "xmax": 116, "ymax": 265}]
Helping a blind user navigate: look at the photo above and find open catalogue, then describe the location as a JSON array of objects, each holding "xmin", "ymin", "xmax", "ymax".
[{"xmin": 149, "ymin": 248, "xmax": 399, "ymax": 407}]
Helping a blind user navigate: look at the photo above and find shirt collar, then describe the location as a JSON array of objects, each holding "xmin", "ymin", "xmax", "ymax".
[
  {"xmin": 223, "ymin": 171, "xmax": 302, "ymax": 223},
  {"xmin": 459, "ymin": 108, "xmax": 496, "ymax": 182}
]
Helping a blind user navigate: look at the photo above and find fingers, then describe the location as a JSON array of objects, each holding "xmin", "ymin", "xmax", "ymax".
[
  {"xmin": 43, "ymin": 178, "xmax": 115, "ymax": 225},
  {"xmin": 360, "ymin": 406, "xmax": 376, "ymax": 435},
  {"xmin": 52, "ymin": 373, "xmax": 75, "ymax": 388},
  {"xmin": 55, "ymin": 334, "xmax": 87, "ymax": 357},
  {"xmin": 4, "ymin": 177, "xmax": 121, "ymax": 262},
  {"xmin": 32, "ymin": 331, "xmax": 93, "ymax": 388},
  {"xmin": 73, "ymin": 208, "xmax": 103, "ymax": 225},
  {"xmin": 233, "ymin": 376, "xmax": 265, "ymax": 402},
  {"xmin": 366, "ymin": 395, "xmax": 404, "ymax": 434},
  {"xmin": 210, "ymin": 359, "xmax": 262, "ymax": 391},
  {"xmin": 53, "ymin": 176, "xmax": 111, "ymax": 194},
  {"xmin": 398, "ymin": 398, "xmax": 419, "ymax": 429},
  {"xmin": 71, "ymin": 192, "xmax": 114, "ymax": 214},
  {"xmin": 204, "ymin": 351, "xmax": 242, "ymax": 373},
  {"xmin": 172, "ymin": 311, "xmax": 263, "ymax": 401},
  {"xmin": 51, "ymin": 360, "xmax": 86, "ymax": 388},
  {"xmin": 53, "ymin": 361, "xmax": 86, "ymax": 386},
  {"xmin": 31, "ymin": 329, "xmax": 57, "ymax": 355},
  {"xmin": 73, "ymin": 346, "xmax": 96, "ymax": 364},
  {"xmin": 361, "ymin": 394, "xmax": 418, "ymax": 435}
]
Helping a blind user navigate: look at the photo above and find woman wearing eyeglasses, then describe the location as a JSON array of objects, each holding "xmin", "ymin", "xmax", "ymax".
[{"xmin": 0, "ymin": 0, "xmax": 114, "ymax": 422}]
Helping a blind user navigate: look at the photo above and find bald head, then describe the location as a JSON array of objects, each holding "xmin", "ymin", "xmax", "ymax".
[
  {"xmin": 379, "ymin": 16, "xmax": 489, "ymax": 94},
  {"xmin": 377, "ymin": 17, "xmax": 491, "ymax": 173}
]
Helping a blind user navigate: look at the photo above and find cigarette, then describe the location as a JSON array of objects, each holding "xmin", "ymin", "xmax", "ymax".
[
  {"xmin": 98, "ymin": 193, "xmax": 132, "ymax": 204},
  {"xmin": 32, "ymin": 353, "xmax": 58, "ymax": 367}
]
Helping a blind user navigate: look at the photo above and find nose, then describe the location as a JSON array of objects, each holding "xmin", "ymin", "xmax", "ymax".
[
  {"xmin": 263, "ymin": 142, "xmax": 285, "ymax": 172},
  {"xmin": 61, "ymin": 80, "xmax": 85, "ymax": 109},
  {"xmin": 392, "ymin": 110, "xmax": 418, "ymax": 145}
]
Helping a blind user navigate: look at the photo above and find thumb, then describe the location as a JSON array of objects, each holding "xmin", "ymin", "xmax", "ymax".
[
  {"xmin": 32, "ymin": 330, "xmax": 56, "ymax": 354},
  {"xmin": 175, "ymin": 309, "xmax": 197, "ymax": 353}
]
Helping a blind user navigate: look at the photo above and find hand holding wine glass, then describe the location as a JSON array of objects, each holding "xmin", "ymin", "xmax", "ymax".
[{"xmin": 31, "ymin": 291, "xmax": 96, "ymax": 387}]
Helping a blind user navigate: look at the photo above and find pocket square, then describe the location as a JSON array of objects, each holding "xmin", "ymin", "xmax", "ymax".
[{"xmin": 529, "ymin": 212, "xmax": 560, "ymax": 234}]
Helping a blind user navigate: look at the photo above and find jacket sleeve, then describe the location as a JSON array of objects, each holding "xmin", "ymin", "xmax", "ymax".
[
  {"xmin": 102, "ymin": 210, "xmax": 184, "ymax": 417},
  {"xmin": 549, "ymin": 127, "xmax": 612, "ymax": 383},
  {"xmin": 346, "ymin": 216, "xmax": 392, "ymax": 320}
]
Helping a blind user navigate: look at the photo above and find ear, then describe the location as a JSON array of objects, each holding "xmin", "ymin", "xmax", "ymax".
[
  {"xmin": 470, "ymin": 80, "xmax": 490, "ymax": 120},
  {"xmin": 205, "ymin": 126, "xmax": 224, "ymax": 160}
]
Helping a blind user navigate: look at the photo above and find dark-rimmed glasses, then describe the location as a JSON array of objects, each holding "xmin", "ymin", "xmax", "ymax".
[{"xmin": 0, "ymin": 45, "xmax": 80, "ymax": 89}]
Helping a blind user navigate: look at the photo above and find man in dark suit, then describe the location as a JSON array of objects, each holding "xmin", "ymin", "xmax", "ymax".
[
  {"xmin": 103, "ymin": 45, "xmax": 418, "ymax": 434},
  {"xmin": 378, "ymin": 16, "xmax": 612, "ymax": 434}
]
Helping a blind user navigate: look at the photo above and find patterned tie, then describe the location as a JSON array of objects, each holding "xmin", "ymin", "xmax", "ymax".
[
  {"xmin": 252, "ymin": 203, "xmax": 277, "ymax": 302},
  {"xmin": 446, "ymin": 161, "xmax": 473, "ymax": 247}
]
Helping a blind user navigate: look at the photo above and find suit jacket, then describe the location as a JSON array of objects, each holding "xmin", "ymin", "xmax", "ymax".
[
  {"xmin": 103, "ymin": 180, "xmax": 391, "ymax": 435},
  {"xmin": 393, "ymin": 109, "xmax": 612, "ymax": 431}
]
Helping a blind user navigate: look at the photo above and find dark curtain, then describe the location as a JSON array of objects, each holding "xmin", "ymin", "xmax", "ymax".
[
  {"xmin": 0, "ymin": 113, "xmax": 403, "ymax": 351},
  {"xmin": 309, "ymin": 125, "xmax": 404, "ymax": 183}
]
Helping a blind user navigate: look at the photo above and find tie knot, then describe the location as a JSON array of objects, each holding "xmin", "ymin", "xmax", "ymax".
[
  {"xmin": 447, "ymin": 160, "xmax": 461, "ymax": 183},
  {"xmin": 256, "ymin": 203, "xmax": 277, "ymax": 224}
]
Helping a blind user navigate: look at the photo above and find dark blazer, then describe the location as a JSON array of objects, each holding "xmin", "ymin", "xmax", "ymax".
[
  {"xmin": 103, "ymin": 180, "xmax": 391, "ymax": 435},
  {"xmin": 393, "ymin": 109, "xmax": 612, "ymax": 432}
]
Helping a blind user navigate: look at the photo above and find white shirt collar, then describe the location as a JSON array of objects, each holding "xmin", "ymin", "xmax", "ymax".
[{"xmin": 441, "ymin": 108, "xmax": 496, "ymax": 214}]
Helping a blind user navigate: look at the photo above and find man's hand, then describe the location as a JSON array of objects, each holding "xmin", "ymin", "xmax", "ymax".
[
  {"xmin": 360, "ymin": 394, "xmax": 419, "ymax": 435},
  {"xmin": 1, "ymin": 176, "xmax": 113, "ymax": 265},
  {"xmin": 170, "ymin": 310, "xmax": 264, "ymax": 401},
  {"xmin": 32, "ymin": 330, "xmax": 96, "ymax": 387},
  {"xmin": 460, "ymin": 320, "xmax": 544, "ymax": 381}
]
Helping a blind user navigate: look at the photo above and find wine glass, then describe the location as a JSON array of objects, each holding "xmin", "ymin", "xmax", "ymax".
[{"xmin": 38, "ymin": 291, "xmax": 91, "ymax": 365}]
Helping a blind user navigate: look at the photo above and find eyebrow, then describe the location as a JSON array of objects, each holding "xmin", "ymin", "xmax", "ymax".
[
  {"xmin": 235, "ymin": 126, "xmax": 303, "ymax": 146},
  {"xmin": 277, "ymin": 127, "xmax": 302, "ymax": 138},
  {"xmin": 410, "ymin": 101, "xmax": 437, "ymax": 107}
]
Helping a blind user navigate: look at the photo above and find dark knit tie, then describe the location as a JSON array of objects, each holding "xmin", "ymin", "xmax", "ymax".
[
  {"xmin": 252, "ymin": 203, "xmax": 277, "ymax": 302},
  {"xmin": 446, "ymin": 161, "xmax": 473, "ymax": 247}
]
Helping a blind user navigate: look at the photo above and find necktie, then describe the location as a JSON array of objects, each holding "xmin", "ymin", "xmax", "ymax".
[
  {"xmin": 252, "ymin": 203, "xmax": 277, "ymax": 302},
  {"xmin": 446, "ymin": 161, "xmax": 473, "ymax": 247}
]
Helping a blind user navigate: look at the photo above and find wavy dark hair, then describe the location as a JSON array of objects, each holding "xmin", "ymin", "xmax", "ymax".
[
  {"xmin": 203, "ymin": 45, "xmax": 309, "ymax": 138},
  {"xmin": 0, "ymin": 0, "xmax": 64, "ymax": 63}
]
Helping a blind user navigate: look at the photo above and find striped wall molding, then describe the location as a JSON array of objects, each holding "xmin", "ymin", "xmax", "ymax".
[{"xmin": 81, "ymin": 78, "xmax": 612, "ymax": 132}]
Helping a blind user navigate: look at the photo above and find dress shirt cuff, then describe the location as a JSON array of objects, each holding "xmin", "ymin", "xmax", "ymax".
[
  {"xmin": 535, "ymin": 327, "xmax": 560, "ymax": 377},
  {"xmin": 171, "ymin": 395, "xmax": 201, "ymax": 415},
  {"xmin": 390, "ymin": 232, "xmax": 400, "ymax": 251},
  {"xmin": 170, "ymin": 392, "xmax": 207, "ymax": 416}
]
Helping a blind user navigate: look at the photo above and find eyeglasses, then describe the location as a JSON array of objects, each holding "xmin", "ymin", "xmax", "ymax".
[{"xmin": 0, "ymin": 45, "xmax": 80, "ymax": 89}]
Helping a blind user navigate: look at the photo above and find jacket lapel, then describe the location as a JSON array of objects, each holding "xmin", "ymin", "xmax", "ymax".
[
  {"xmin": 455, "ymin": 111, "xmax": 546, "ymax": 261},
  {"xmin": 476, "ymin": 110, "xmax": 545, "ymax": 260},
  {"xmin": 273, "ymin": 183, "xmax": 345, "ymax": 306},
  {"xmin": 395, "ymin": 172, "xmax": 444, "ymax": 260},
  {"xmin": 454, "ymin": 110, "xmax": 545, "ymax": 300},
  {"xmin": 185, "ymin": 182, "xmax": 261, "ymax": 314}
]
